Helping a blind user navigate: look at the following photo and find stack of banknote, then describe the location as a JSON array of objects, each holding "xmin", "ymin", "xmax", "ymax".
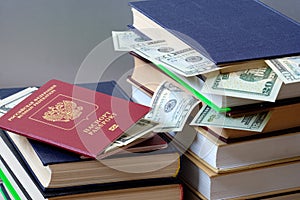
[
  {"xmin": 112, "ymin": 30, "xmax": 300, "ymax": 137},
  {"xmin": 114, "ymin": 1, "xmax": 300, "ymax": 199}
]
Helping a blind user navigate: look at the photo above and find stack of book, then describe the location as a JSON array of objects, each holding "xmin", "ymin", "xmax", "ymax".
[
  {"xmin": 0, "ymin": 81, "xmax": 183, "ymax": 199},
  {"xmin": 127, "ymin": 52, "xmax": 300, "ymax": 200},
  {"xmin": 123, "ymin": 0, "xmax": 300, "ymax": 199}
]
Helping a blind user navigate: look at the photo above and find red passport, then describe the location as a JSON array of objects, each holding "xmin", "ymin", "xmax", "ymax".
[{"xmin": 0, "ymin": 79, "xmax": 151, "ymax": 158}]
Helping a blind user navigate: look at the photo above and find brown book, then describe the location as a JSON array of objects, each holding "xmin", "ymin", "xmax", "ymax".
[
  {"xmin": 180, "ymin": 152, "xmax": 300, "ymax": 200},
  {"xmin": 189, "ymin": 127, "xmax": 300, "ymax": 173}
]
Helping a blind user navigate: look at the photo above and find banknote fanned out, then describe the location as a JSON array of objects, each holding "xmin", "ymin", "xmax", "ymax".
[
  {"xmin": 0, "ymin": 79, "xmax": 155, "ymax": 159},
  {"xmin": 128, "ymin": 53, "xmax": 300, "ymax": 117}
]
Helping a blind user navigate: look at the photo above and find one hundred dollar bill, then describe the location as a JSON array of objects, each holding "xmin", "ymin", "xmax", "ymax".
[
  {"xmin": 131, "ymin": 39, "xmax": 218, "ymax": 77},
  {"xmin": 0, "ymin": 87, "xmax": 38, "ymax": 116},
  {"xmin": 201, "ymin": 66, "xmax": 283, "ymax": 102},
  {"xmin": 112, "ymin": 30, "xmax": 149, "ymax": 51},
  {"xmin": 190, "ymin": 105, "xmax": 271, "ymax": 132},
  {"xmin": 265, "ymin": 56, "xmax": 300, "ymax": 84},
  {"xmin": 145, "ymin": 81, "xmax": 200, "ymax": 132}
]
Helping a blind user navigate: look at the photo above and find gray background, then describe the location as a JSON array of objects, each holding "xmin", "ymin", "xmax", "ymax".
[{"xmin": 0, "ymin": 0, "xmax": 299, "ymax": 90}]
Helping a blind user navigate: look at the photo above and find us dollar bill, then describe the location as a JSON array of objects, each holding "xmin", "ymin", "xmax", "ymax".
[
  {"xmin": 144, "ymin": 81, "xmax": 200, "ymax": 132},
  {"xmin": 0, "ymin": 87, "xmax": 38, "ymax": 116},
  {"xmin": 112, "ymin": 30, "xmax": 149, "ymax": 51},
  {"xmin": 201, "ymin": 66, "xmax": 283, "ymax": 102},
  {"xmin": 131, "ymin": 39, "xmax": 218, "ymax": 77},
  {"xmin": 190, "ymin": 105, "xmax": 271, "ymax": 132},
  {"xmin": 102, "ymin": 118, "xmax": 159, "ymax": 154},
  {"xmin": 265, "ymin": 56, "xmax": 300, "ymax": 84}
]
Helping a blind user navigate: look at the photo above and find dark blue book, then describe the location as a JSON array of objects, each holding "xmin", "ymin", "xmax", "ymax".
[
  {"xmin": 0, "ymin": 81, "xmax": 181, "ymax": 198},
  {"xmin": 129, "ymin": 0, "xmax": 300, "ymax": 64}
]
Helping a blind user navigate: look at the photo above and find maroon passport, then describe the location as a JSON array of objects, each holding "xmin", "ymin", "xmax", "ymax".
[{"xmin": 0, "ymin": 79, "xmax": 150, "ymax": 158}]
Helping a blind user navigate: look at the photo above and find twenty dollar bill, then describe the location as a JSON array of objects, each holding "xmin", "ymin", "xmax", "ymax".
[
  {"xmin": 265, "ymin": 56, "xmax": 300, "ymax": 84},
  {"xmin": 201, "ymin": 66, "xmax": 282, "ymax": 102},
  {"xmin": 190, "ymin": 105, "xmax": 271, "ymax": 132}
]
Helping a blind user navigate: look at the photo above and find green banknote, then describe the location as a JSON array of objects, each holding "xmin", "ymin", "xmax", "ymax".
[
  {"xmin": 266, "ymin": 56, "xmax": 300, "ymax": 84},
  {"xmin": 190, "ymin": 105, "xmax": 271, "ymax": 132},
  {"xmin": 201, "ymin": 66, "xmax": 282, "ymax": 102}
]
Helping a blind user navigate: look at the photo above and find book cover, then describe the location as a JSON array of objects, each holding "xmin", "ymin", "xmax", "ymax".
[
  {"xmin": 0, "ymin": 79, "xmax": 151, "ymax": 158},
  {"xmin": 129, "ymin": 0, "xmax": 300, "ymax": 64}
]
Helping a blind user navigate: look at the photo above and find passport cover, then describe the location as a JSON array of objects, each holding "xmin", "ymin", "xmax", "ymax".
[
  {"xmin": 0, "ymin": 81, "xmax": 132, "ymax": 165},
  {"xmin": 0, "ymin": 79, "xmax": 151, "ymax": 158},
  {"xmin": 129, "ymin": 0, "xmax": 300, "ymax": 64}
]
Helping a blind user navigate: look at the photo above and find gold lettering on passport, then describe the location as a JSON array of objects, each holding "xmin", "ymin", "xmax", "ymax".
[
  {"xmin": 43, "ymin": 100, "xmax": 83, "ymax": 122},
  {"xmin": 8, "ymin": 84, "xmax": 57, "ymax": 121},
  {"xmin": 83, "ymin": 111, "xmax": 117, "ymax": 135}
]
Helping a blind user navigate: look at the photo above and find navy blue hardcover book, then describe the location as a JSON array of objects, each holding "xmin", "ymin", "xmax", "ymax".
[{"xmin": 129, "ymin": 0, "xmax": 300, "ymax": 64}]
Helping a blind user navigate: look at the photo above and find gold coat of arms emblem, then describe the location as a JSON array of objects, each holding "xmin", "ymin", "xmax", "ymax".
[{"xmin": 43, "ymin": 100, "xmax": 83, "ymax": 122}]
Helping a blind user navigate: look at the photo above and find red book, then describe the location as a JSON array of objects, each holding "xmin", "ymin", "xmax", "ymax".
[{"xmin": 0, "ymin": 79, "xmax": 151, "ymax": 158}]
